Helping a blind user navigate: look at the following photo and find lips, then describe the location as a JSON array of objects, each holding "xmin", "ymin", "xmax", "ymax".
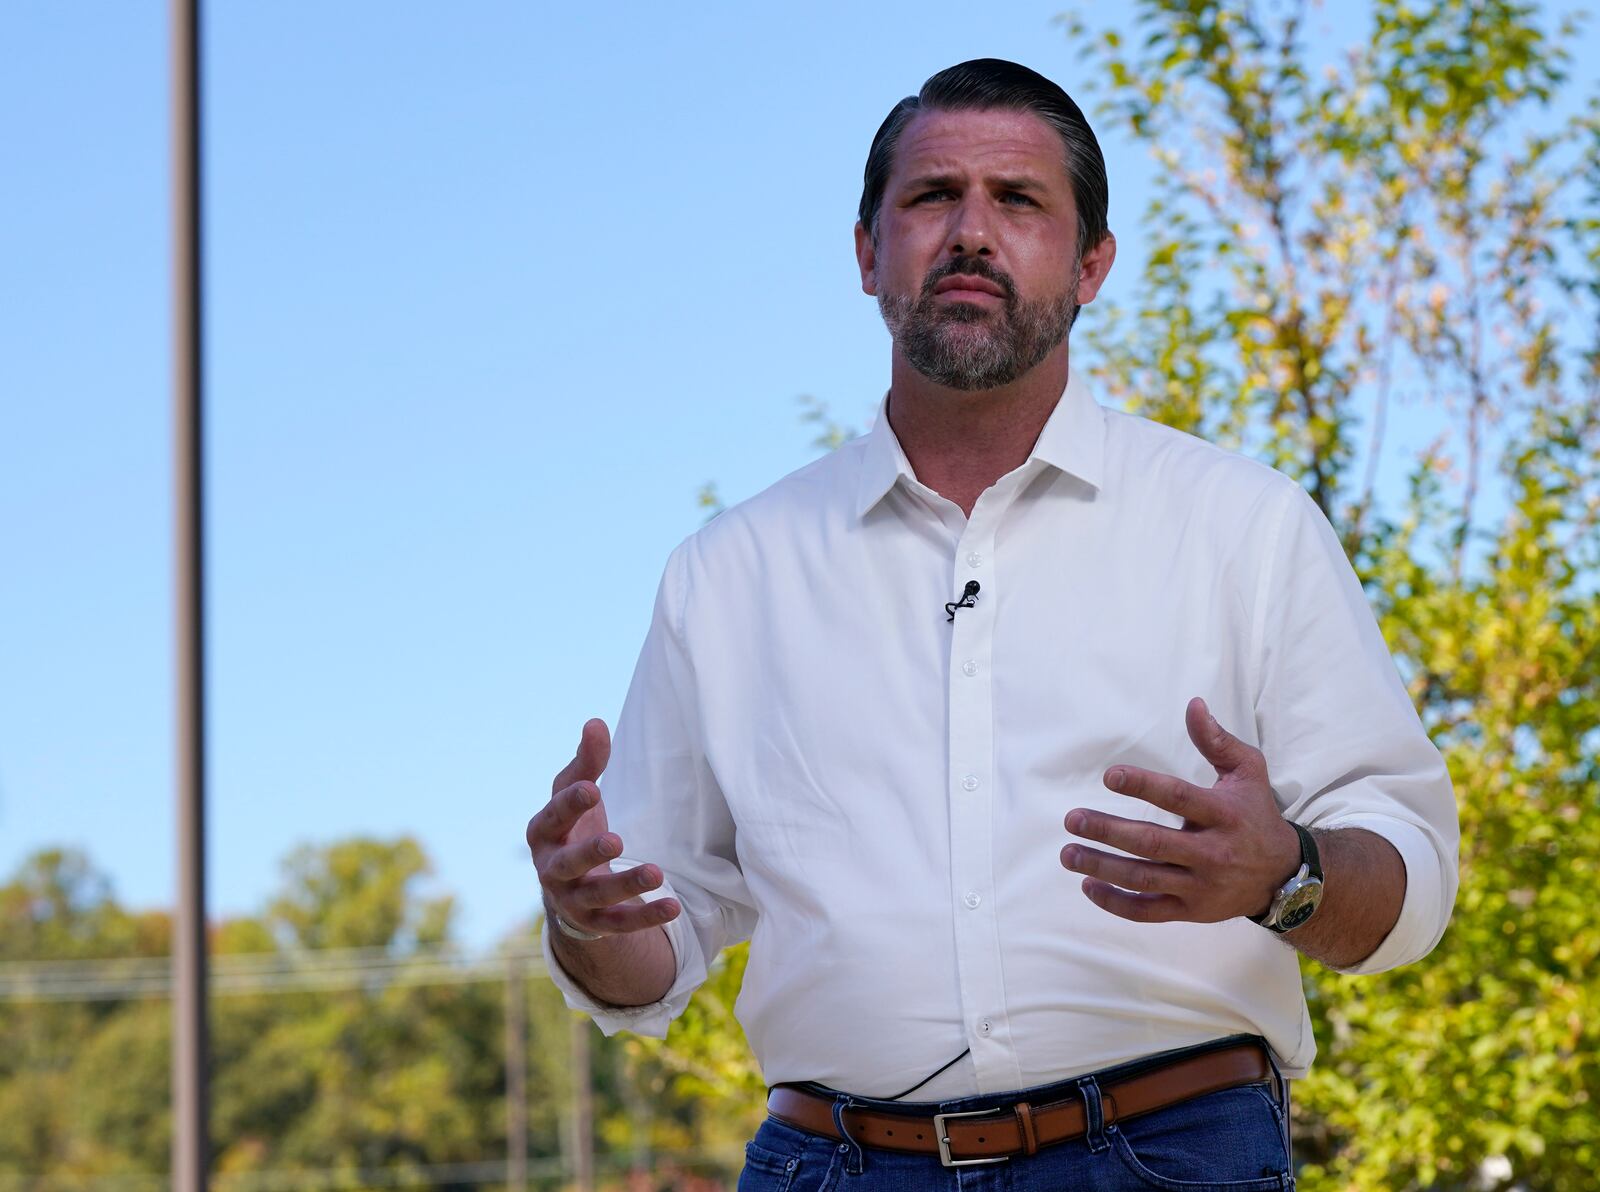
[{"xmin": 933, "ymin": 274, "xmax": 1008, "ymax": 299}]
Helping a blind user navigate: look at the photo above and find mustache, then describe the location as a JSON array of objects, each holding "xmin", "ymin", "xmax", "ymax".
[{"xmin": 921, "ymin": 257, "xmax": 1016, "ymax": 302}]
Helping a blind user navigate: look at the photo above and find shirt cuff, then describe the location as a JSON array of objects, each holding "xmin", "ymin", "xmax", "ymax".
[
  {"xmin": 538, "ymin": 859, "xmax": 706, "ymax": 1037},
  {"xmin": 1309, "ymin": 815, "xmax": 1451, "ymax": 975}
]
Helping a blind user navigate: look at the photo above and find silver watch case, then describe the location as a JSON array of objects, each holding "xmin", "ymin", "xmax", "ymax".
[{"xmin": 1261, "ymin": 863, "xmax": 1324, "ymax": 933}]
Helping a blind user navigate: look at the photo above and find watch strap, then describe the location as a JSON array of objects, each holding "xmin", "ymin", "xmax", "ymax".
[
  {"xmin": 1247, "ymin": 821, "xmax": 1321, "ymax": 925},
  {"xmin": 1293, "ymin": 820, "xmax": 1322, "ymax": 881}
]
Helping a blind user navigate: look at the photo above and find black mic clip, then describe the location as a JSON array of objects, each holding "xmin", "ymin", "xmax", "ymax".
[{"xmin": 945, "ymin": 580, "xmax": 980, "ymax": 622}]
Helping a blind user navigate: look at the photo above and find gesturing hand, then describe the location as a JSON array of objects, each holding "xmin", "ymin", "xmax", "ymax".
[
  {"xmin": 1061, "ymin": 697, "xmax": 1302, "ymax": 924},
  {"xmin": 526, "ymin": 718, "xmax": 681, "ymax": 938}
]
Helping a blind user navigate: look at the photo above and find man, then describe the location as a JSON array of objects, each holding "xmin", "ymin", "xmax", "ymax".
[{"xmin": 528, "ymin": 59, "xmax": 1458, "ymax": 1188}]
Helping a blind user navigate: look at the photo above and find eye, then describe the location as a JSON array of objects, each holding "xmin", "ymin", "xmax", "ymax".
[
  {"xmin": 1000, "ymin": 191, "xmax": 1037, "ymax": 206},
  {"xmin": 914, "ymin": 189, "xmax": 955, "ymax": 203}
]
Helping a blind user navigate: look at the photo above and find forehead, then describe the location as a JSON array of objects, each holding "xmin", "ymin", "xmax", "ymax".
[{"xmin": 890, "ymin": 107, "xmax": 1069, "ymax": 184}]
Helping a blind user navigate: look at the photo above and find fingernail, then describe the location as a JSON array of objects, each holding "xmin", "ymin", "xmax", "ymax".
[
  {"xmin": 1067, "ymin": 811, "xmax": 1085, "ymax": 833},
  {"xmin": 1107, "ymin": 769, "xmax": 1124, "ymax": 789}
]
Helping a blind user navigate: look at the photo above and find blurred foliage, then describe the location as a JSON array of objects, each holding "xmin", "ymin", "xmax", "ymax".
[
  {"xmin": 0, "ymin": 841, "xmax": 737, "ymax": 1189},
  {"xmin": 1059, "ymin": 0, "xmax": 1599, "ymax": 1187}
]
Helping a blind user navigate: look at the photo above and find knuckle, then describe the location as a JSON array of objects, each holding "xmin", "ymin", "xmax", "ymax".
[{"xmin": 1143, "ymin": 827, "xmax": 1166, "ymax": 861}]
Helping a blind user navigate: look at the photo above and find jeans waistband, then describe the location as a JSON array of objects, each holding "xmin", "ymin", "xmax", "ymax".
[{"xmin": 787, "ymin": 1032, "xmax": 1275, "ymax": 1115}]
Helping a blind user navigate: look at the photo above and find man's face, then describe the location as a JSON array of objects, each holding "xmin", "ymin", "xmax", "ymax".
[{"xmin": 855, "ymin": 107, "xmax": 1114, "ymax": 391}]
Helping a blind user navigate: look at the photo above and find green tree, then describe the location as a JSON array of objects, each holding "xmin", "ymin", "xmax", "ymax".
[
  {"xmin": 0, "ymin": 837, "xmax": 730, "ymax": 1188},
  {"xmin": 1065, "ymin": 0, "xmax": 1600, "ymax": 1186},
  {"xmin": 266, "ymin": 836, "xmax": 454, "ymax": 952}
]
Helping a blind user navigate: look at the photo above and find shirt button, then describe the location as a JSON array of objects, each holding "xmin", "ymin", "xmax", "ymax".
[
  {"xmin": 961, "ymin": 774, "xmax": 979, "ymax": 791},
  {"xmin": 967, "ymin": 552, "xmax": 984, "ymax": 568},
  {"xmin": 978, "ymin": 1020, "xmax": 992, "ymax": 1037},
  {"xmin": 963, "ymin": 891, "xmax": 981, "ymax": 909},
  {"xmin": 962, "ymin": 659, "xmax": 979, "ymax": 677}
]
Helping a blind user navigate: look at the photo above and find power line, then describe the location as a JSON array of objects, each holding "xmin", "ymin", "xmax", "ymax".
[{"xmin": 0, "ymin": 941, "xmax": 548, "ymax": 1003}]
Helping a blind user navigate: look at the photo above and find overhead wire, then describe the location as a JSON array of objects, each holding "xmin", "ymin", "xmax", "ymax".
[{"xmin": 0, "ymin": 941, "xmax": 548, "ymax": 1003}]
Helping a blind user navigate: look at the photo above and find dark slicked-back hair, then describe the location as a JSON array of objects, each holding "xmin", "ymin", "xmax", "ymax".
[{"xmin": 858, "ymin": 58, "xmax": 1109, "ymax": 259}]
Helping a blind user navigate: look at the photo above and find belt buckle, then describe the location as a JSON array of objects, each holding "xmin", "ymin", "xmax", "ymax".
[{"xmin": 932, "ymin": 1108, "xmax": 1011, "ymax": 1168}]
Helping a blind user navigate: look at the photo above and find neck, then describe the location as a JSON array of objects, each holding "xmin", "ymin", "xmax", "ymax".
[{"xmin": 886, "ymin": 343, "xmax": 1070, "ymax": 518}]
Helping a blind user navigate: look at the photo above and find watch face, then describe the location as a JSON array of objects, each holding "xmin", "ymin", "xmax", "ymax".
[{"xmin": 1277, "ymin": 882, "xmax": 1323, "ymax": 931}]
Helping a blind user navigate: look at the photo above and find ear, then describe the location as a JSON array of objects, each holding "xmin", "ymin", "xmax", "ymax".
[
  {"xmin": 1074, "ymin": 231, "xmax": 1117, "ymax": 306},
  {"xmin": 854, "ymin": 220, "xmax": 878, "ymax": 296}
]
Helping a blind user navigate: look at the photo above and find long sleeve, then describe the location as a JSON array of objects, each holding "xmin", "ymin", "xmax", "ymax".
[
  {"xmin": 1250, "ymin": 482, "xmax": 1461, "ymax": 975},
  {"xmin": 540, "ymin": 538, "xmax": 758, "ymax": 1035}
]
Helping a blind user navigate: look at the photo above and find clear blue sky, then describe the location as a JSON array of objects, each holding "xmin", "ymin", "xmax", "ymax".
[{"xmin": 1, "ymin": 1, "xmax": 1589, "ymax": 954}]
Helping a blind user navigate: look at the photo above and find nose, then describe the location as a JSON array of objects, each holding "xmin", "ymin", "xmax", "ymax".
[{"xmin": 943, "ymin": 196, "xmax": 993, "ymax": 259}]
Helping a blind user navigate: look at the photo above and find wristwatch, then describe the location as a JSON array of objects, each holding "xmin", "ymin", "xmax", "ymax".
[{"xmin": 1248, "ymin": 821, "xmax": 1324, "ymax": 933}]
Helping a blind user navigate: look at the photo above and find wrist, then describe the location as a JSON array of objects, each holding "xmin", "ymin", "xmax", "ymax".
[
  {"xmin": 543, "ymin": 893, "xmax": 607, "ymax": 941},
  {"xmin": 1250, "ymin": 818, "xmax": 1303, "ymax": 919},
  {"xmin": 1250, "ymin": 821, "xmax": 1326, "ymax": 932}
]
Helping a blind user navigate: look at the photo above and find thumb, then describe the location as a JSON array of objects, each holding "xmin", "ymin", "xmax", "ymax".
[
  {"xmin": 575, "ymin": 717, "xmax": 612, "ymax": 783},
  {"xmin": 1186, "ymin": 697, "xmax": 1261, "ymax": 779}
]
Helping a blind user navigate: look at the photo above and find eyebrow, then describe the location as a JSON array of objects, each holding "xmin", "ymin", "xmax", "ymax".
[
  {"xmin": 903, "ymin": 174, "xmax": 962, "ymax": 192},
  {"xmin": 901, "ymin": 173, "xmax": 1049, "ymax": 193}
]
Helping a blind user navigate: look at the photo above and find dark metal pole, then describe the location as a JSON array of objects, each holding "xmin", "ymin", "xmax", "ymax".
[
  {"xmin": 171, "ymin": 0, "xmax": 209, "ymax": 1189},
  {"xmin": 570, "ymin": 1015, "xmax": 595, "ymax": 1192},
  {"xmin": 505, "ymin": 958, "xmax": 528, "ymax": 1192}
]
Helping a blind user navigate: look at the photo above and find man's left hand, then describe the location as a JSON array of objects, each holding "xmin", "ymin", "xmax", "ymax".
[{"xmin": 1061, "ymin": 696, "xmax": 1302, "ymax": 924}]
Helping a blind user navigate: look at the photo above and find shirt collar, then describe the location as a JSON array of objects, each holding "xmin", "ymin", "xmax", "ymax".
[{"xmin": 853, "ymin": 367, "xmax": 1106, "ymax": 520}]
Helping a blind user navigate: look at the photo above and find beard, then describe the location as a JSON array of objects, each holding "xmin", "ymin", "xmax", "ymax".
[{"xmin": 877, "ymin": 256, "xmax": 1081, "ymax": 391}]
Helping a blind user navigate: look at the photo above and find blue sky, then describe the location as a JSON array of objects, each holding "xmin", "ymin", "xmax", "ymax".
[{"xmin": 2, "ymin": 1, "xmax": 1591, "ymax": 954}]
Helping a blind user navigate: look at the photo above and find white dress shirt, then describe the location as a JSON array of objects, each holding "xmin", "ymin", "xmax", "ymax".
[{"xmin": 541, "ymin": 368, "xmax": 1459, "ymax": 1097}]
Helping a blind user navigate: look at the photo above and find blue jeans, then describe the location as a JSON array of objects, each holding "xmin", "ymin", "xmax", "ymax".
[{"xmin": 738, "ymin": 1044, "xmax": 1294, "ymax": 1191}]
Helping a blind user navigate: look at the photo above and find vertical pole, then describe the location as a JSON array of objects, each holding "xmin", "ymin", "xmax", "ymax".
[
  {"xmin": 171, "ymin": 1, "xmax": 209, "ymax": 1190},
  {"xmin": 619, "ymin": 1045, "xmax": 653, "ymax": 1177},
  {"xmin": 570, "ymin": 1015, "xmax": 595, "ymax": 1192},
  {"xmin": 505, "ymin": 957, "xmax": 528, "ymax": 1192}
]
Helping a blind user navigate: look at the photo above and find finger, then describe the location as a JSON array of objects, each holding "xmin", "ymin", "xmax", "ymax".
[
  {"xmin": 527, "ymin": 782, "xmax": 601, "ymax": 850},
  {"xmin": 1065, "ymin": 809, "xmax": 1202, "ymax": 865},
  {"xmin": 551, "ymin": 718, "xmax": 612, "ymax": 797},
  {"xmin": 1080, "ymin": 876, "xmax": 1186, "ymax": 923},
  {"xmin": 1061, "ymin": 843, "xmax": 1192, "ymax": 896},
  {"xmin": 541, "ymin": 829, "xmax": 623, "ymax": 882},
  {"xmin": 585, "ymin": 896, "xmax": 682, "ymax": 934},
  {"xmin": 1101, "ymin": 766, "xmax": 1222, "ymax": 827},
  {"xmin": 1185, "ymin": 697, "xmax": 1265, "ymax": 782},
  {"xmin": 564, "ymin": 862, "xmax": 667, "ymax": 911}
]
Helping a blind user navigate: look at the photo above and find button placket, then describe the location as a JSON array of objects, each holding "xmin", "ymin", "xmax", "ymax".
[{"xmin": 945, "ymin": 501, "xmax": 1016, "ymax": 1089}]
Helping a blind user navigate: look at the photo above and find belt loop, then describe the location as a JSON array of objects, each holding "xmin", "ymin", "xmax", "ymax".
[
  {"xmin": 830, "ymin": 1094, "xmax": 866, "ymax": 1175},
  {"xmin": 1262, "ymin": 1043, "xmax": 1292, "ymax": 1171},
  {"xmin": 1013, "ymin": 1100, "xmax": 1039, "ymax": 1156},
  {"xmin": 1258, "ymin": 1042, "xmax": 1296, "ymax": 1188},
  {"xmin": 1075, "ymin": 1076, "xmax": 1109, "ymax": 1154}
]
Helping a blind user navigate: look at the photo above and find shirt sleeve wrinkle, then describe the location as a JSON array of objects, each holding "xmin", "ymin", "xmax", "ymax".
[
  {"xmin": 1251, "ymin": 482, "xmax": 1460, "ymax": 974},
  {"xmin": 541, "ymin": 538, "xmax": 755, "ymax": 1034}
]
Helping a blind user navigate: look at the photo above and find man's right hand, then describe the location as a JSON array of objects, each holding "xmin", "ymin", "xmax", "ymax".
[{"xmin": 527, "ymin": 718, "xmax": 682, "ymax": 939}]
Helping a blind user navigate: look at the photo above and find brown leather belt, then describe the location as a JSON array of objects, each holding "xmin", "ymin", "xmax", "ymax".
[{"xmin": 766, "ymin": 1038, "xmax": 1271, "ymax": 1168}]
